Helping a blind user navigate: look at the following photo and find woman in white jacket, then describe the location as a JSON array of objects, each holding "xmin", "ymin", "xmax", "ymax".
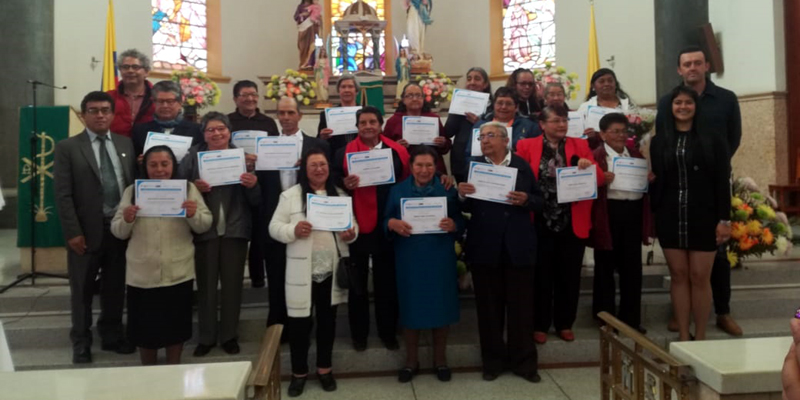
[{"xmin": 269, "ymin": 147, "xmax": 358, "ymax": 397}]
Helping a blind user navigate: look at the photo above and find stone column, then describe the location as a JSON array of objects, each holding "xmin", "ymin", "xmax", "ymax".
[
  {"xmin": 654, "ymin": 0, "xmax": 709, "ymax": 100},
  {"xmin": 785, "ymin": 0, "xmax": 800, "ymax": 182}
]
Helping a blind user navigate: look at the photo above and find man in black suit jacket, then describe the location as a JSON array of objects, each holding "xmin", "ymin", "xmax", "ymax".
[
  {"xmin": 54, "ymin": 91, "xmax": 138, "ymax": 364},
  {"xmin": 261, "ymin": 97, "xmax": 330, "ymax": 332},
  {"xmin": 130, "ymin": 81, "xmax": 203, "ymax": 160},
  {"xmin": 457, "ymin": 122, "xmax": 543, "ymax": 383}
]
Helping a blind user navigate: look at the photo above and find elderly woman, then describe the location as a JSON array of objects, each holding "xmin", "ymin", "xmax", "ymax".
[
  {"xmin": 269, "ymin": 147, "xmax": 358, "ymax": 397},
  {"xmin": 318, "ymin": 74, "xmax": 361, "ymax": 154},
  {"xmin": 650, "ymin": 86, "xmax": 731, "ymax": 341},
  {"xmin": 178, "ymin": 112, "xmax": 260, "ymax": 357},
  {"xmin": 445, "ymin": 67, "xmax": 493, "ymax": 182},
  {"xmin": 516, "ymin": 105, "xmax": 604, "ymax": 344},
  {"xmin": 576, "ymin": 68, "xmax": 635, "ymax": 149},
  {"xmin": 384, "ymin": 146, "xmax": 464, "ymax": 383},
  {"xmin": 506, "ymin": 68, "xmax": 542, "ymax": 119},
  {"xmin": 131, "ymin": 80, "xmax": 203, "ymax": 160},
  {"xmin": 111, "ymin": 145, "xmax": 212, "ymax": 365},
  {"xmin": 383, "ymin": 83, "xmax": 451, "ymax": 175},
  {"xmin": 107, "ymin": 48, "xmax": 155, "ymax": 138},
  {"xmin": 542, "ymin": 82, "xmax": 570, "ymax": 110}
]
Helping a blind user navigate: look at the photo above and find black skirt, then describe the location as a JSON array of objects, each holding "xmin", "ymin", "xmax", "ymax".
[
  {"xmin": 126, "ymin": 280, "xmax": 194, "ymax": 349},
  {"xmin": 655, "ymin": 209, "xmax": 717, "ymax": 252}
]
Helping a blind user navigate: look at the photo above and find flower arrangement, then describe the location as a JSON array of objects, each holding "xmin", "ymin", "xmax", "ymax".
[
  {"xmin": 625, "ymin": 108, "xmax": 657, "ymax": 149},
  {"xmin": 727, "ymin": 177, "xmax": 793, "ymax": 267},
  {"xmin": 170, "ymin": 67, "xmax": 221, "ymax": 109},
  {"xmin": 265, "ymin": 69, "xmax": 317, "ymax": 106},
  {"xmin": 417, "ymin": 72, "xmax": 455, "ymax": 108},
  {"xmin": 533, "ymin": 62, "xmax": 580, "ymax": 100}
]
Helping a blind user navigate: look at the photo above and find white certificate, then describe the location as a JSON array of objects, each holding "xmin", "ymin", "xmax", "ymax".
[
  {"xmin": 401, "ymin": 197, "xmax": 448, "ymax": 234},
  {"xmin": 610, "ymin": 157, "xmax": 649, "ymax": 193},
  {"xmin": 449, "ymin": 89, "xmax": 490, "ymax": 116},
  {"xmin": 255, "ymin": 136, "xmax": 300, "ymax": 171},
  {"xmin": 402, "ymin": 116, "xmax": 439, "ymax": 145},
  {"xmin": 466, "ymin": 162, "xmax": 517, "ymax": 204},
  {"xmin": 585, "ymin": 105, "xmax": 618, "ymax": 131},
  {"xmin": 556, "ymin": 166, "xmax": 598, "ymax": 203},
  {"xmin": 325, "ymin": 106, "xmax": 361, "ymax": 136},
  {"xmin": 567, "ymin": 112, "xmax": 586, "ymax": 138},
  {"xmin": 231, "ymin": 130, "xmax": 268, "ymax": 155},
  {"xmin": 143, "ymin": 132, "xmax": 193, "ymax": 162},
  {"xmin": 346, "ymin": 148, "xmax": 396, "ymax": 187},
  {"xmin": 197, "ymin": 148, "xmax": 246, "ymax": 187},
  {"xmin": 134, "ymin": 179, "xmax": 187, "ymax": 218},
  {"xmin": 306, "ymin": 194, "xmax": 353, "ymax": 232},
  {"xmin": 470, "ymin": 127, "xmax": 512, "ymax": 156}
]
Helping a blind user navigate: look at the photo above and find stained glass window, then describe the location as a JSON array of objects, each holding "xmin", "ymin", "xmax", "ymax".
[
  {"xmin": 330, "ymin": 0, "xmax": 386, "ymax": 75},
  {"xmin": 503, "ymin": 0, "xmax": 556, "ymax": 73},
  {"xmin": 152, "ymin": 0, "xmax": 208, "ymax": 71}
]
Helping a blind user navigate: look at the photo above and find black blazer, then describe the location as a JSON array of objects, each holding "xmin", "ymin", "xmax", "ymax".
[
  {"xmin": 318, "ymin": 109, "xmax": 357, "ymax": 156},
  {"xmin": 462, "ymin": 153, "xmax": 544, "ymax": 268},
  {"xmin": 130, "ymin": 119, "xmax": 203, "ymax": 158}
]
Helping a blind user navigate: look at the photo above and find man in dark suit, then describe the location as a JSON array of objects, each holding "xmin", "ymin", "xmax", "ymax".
[
  {"xmin": 457, "ymin": 121, "xmax": 543, "ymax": 383},
  {"xmin": 54, "ymin": 91, "xmax": 137, "ymax": 364},
  {"xmin": 261, "ymin": 97, "xmax": 329, "ymax": 333}
]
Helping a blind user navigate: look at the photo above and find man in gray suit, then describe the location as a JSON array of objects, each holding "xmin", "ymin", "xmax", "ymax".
[{"xmin": 54, "ymin": 91, "xmax": 137, "ymax": 364}]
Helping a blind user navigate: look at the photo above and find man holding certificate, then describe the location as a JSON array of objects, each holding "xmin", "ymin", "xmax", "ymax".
[
  {"xmin": 456, "ymin": 122, "xmax": 543, "ymax": 383},
  {"xmin": 332, "ymin": 106, "xmax": 410, "ymax": 352},
  {"xmin": 516, "ymin": 105, "xmax": 604, "ymax": 345}
]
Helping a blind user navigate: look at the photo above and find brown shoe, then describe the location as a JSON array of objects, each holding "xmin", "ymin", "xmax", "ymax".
[
  {"xmin": 716, "ymin": 314, "xmax": 743, "ymax": 337},
  {"xmin": 667, "ymin": 316, "xmax": 679, "ymax": 332}
]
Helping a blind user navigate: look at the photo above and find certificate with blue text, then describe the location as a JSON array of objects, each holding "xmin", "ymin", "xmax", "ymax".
[
  {"xmin": 306, "ymin": 194, "xmax": 353, "ymax": 232},
  {"xmin": 401, "ymin": 197, "xmax": 448, "ymax": 234},
  {"xmin": 197, "ymin": 148, "xmax": 246, "ymax": 187},
  {"xmin": 135, "ymin": 179, "xmax": 187, "ymax": 218},
  {"xmin": 610, "ymin": 157, "xmax": 649, "ymax": 193},
  {"xmin": 556, "ymin": 167, "xmax": 598, "ymax": 203},
  {"xmin": 346, "ymin": 148, "xmax": 396, "ymax": 187},
  {"xmin": 325, "ymin": 106, "xmax": 361, "ymax": 136},
  {"xmin": 143, "ymin": 132, "xmax": 193, "ymax": 162},
  {"xmin": 584, "ymin": 105, "xmax": 618, "ymax": 131},
  {"xmin": 255, "ymin": 136, "xmax": 301, "ymax": 171},
  {"xmin": 449, "ymin": 89, "xmax": 490, "ymax": 116},
  {"xmin": 231, "ymin": 130, "xmax": 268, "ymax": 155},
  {"xmin": 402, "ymin": 116, "xmax": 439, "ymax": 145},
  {"xmin": 466, "ymin": 162, "xmax": 517, "ymax": 204}
]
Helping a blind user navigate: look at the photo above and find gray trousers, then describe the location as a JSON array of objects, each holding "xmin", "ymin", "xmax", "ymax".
[{"xmin": 194, "ymin": 237, "xmax": 248, "ymax": 345}]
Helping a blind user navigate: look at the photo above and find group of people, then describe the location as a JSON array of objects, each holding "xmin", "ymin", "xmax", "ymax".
[{"xmin": 53, "ymin": 45, "xmax": 741, "ymax": 397}]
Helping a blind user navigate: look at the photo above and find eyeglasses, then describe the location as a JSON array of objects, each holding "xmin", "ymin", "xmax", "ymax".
[
  {"xmin": 237, "ymin": 92, "xmax": 259, "ymax": 99},
  {"xmin": 155, "ymin": 99, "xmax": 179, "ymax": 106},
  {"xmin": 119, "ymin": 64, "xmax": 144, "ymax": 71},
  {"xmin": 403, "ymin": 93, "xmax": 423, "ymax": 99},
  {"xmin": 85, "ymin": 107, "xmax": 113, "ymax": 115},
  {"xmin": 308, "ymin": 162, "xmax": 329, "ymax": 170},
  {"xmin": 476, "ymin": 133, "xmax": 505, "ymax": 141},
  {"xmin": 204, "ymin": 126, "xmax": 229, "ymax": 133}
]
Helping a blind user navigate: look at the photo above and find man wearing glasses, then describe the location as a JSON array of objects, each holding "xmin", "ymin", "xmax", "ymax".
[
  {"xmin": 227, "ymin": 80, "xmax": 279, "ymax": 134},
  {"xmin": 130, "ymin": 81, "xmax": 203, "ymax": 161},
  {"xmin": 107, "ymin": 49, "xmax": 155, "ymax": 138}
]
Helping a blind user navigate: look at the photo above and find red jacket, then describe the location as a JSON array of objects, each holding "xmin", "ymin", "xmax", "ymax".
[
  {"xmin": 383, "ymin": 111, "xmax": 451, "ymax": 174},
  {"xmin": 107, "ymin": 80, "xmax": 155, "ymax": 138},
  {"xmin": 516, "ymin": 136, "xmax": 604, "ymax": 239}
]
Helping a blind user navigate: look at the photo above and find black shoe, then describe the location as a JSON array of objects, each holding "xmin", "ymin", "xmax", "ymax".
[
  {"xmin": 251, "ymin": 280, "xmax": 265, "ymax": 288},
  {"xmin": 72, "ymin": 347, "xmax": 92, "ymax": 364},
  {"xmin": 193, "ymin": 343, "xmax": 215, "ymax": 357},
  {"xmin": 353, "ymin": 340, "xmax": 367, "ymax": 352},
  {"xmin": 482, "ymin": 372, "xmax": 499, "ymax": 381},
  {"xmin": 514, "ymin": 371, "xmax": 542, "ymax": 383},
  {"xmin": 287, "ymin": 375, "xmax": 307, "ymax": 397},
  {"xmin": 636, "ymin": 326, "xmax": 648, "ymax": 335},
  {"xmin": 101, "ymin": 340, "xmax": 136, "ymax": 355},
  {"xmin": 435, "ymin": 365, "xmax": 452, "ymax": 382},
  {"xmin": 221, "ymin": 339, "xmax": 240, "ymax": 355},
  {"xmin": 398, "ymin": 364, "xmax": 419, "ymax": 383},
  {"xmin": 382, "ymin": 337, "xmax": 400, "ymax": 351},
  {"xmin": 317, "ymin": 372, "xmax": 337, "ymax": 392}
]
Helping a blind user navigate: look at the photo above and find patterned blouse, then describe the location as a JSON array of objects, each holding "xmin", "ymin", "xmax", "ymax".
[{"xmin": 538, "ymin": 138, "xmax": 571, "ymax": 232}]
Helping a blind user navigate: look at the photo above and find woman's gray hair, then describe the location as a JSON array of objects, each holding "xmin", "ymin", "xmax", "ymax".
[
  {"xmin": 151, "ymin": 80, "xmax": 182, "ymax": 101},
  {"xmin": 479, "ymin": 121, "xmax": 509, "ymax": 138},
  {"xmin": 200, "ymin": 111, "xmax": 232, "ymax": 133},
  {"xmin": 117, "ymin": 48, "xmax": 151, "ymax": 72},
  {"xmin": 544, "ymin": 82, "xmax": 566, "ymax": 96},
  {"xmin": 336, "ymin": 74, "xmax": 360, "ymax": 92}
]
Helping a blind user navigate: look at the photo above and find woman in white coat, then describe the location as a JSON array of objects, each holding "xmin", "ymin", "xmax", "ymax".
[{"xmin": 269, "ymin": 146, "xmax": 358, "ymax": 398}]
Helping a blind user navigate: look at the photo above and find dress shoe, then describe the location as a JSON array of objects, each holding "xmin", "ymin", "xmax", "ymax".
[
  {"xmin": 317, "ymin": 371, "xmax": 337, "ymax": 392},
  {"xmin": 382, "ymin": 337, "xmax": 400, "ymax": 351},
  {"xmin": 435, "ymin": 365, "xmax": 452, "ymax": 382},
  {"xmin": 398, "ymin": 363, "xmax": 419, "ymax": 383},
  {"xmin": 193, "ymin": 343, "xmax": 215, "ymax": 357},
  {"xmin": 101, "ymin": 340, "xmax": 136, "ymax": 354},
  {"xmin": 251, "ymin": 280, "xmax": 265, "ymax": 288},
  {"xmin": 72, "ymin": 347, "xmax": 92, "ymax": 364},
  {"xmin": 717, "ymin": 314, "xmax": 743, "ymax": 336},
  {"xmin": 667, "ymin": 316, "xmax": 679, "ymax": 332},
  {"xmin": 352, "ymin": 340, "xmax": 367, "ymax": 352},
  {"xmin": 287, "ymin": 375, "xmax": 307, "ymax": 397},
  {"xmin": 514, "ymin": 371, "xmax": 542, "ymax": 383},
  {"xmin": 221, "ymin": 339, "xmax": 240, "ymax": 354},
  {"xmin": 533, "ymin": 331, "xmax": 548, "ymax": 344},
  {"xmin": 636, "ymin": 326, "xmax": 648, "ymax": 335},
  {"xmin": 482, "ymin": 372, "xmax": 499, "ymax": 381},
  {"xmin": 558, "ymin": 329, "xmax": 575, "ymax": 342}
]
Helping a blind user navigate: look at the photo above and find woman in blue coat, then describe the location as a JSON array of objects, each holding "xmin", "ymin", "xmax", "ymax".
[{"xmin": 384, "ymin": 146, "xmax": 465, "ymax": 383}]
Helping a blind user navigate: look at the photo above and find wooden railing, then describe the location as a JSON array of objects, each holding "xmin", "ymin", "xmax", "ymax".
[
  {"xmin": 248, "ymin": 324, "xmax": 284, "ymax": 400},
  {"xmin": 597, "ymin": 312, "xmax": 695, "ymax": 400}
]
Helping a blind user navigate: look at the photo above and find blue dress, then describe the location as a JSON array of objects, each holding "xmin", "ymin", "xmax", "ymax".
[{"xmin": 384, "ymin": 176, "xmax": 464, "ymax": 330}]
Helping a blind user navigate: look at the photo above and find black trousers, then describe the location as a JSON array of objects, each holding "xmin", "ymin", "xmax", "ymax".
[
  {"xmin": 592, "ymin": 199, "xmax": 643, "ymax": 328},
  {"xmin": 347, "ymin": 231, "xmax": 398, "ymax": 343},
  {"xmin": 288, "ymin": 277, "xmax": 338, "ymax": 375},
  {"xmin": 534, "ymin": 223, "xmax": 586, "ymax": 332},
  {"xmin": 247, "ymin": 213, "xmax": 267, "ymax": 285},
  {"xmin": 265, "ymin": 241, "xmax": 288, "ymax": 327},
  {"xmin": 711, "ymin": 244, "xmax": 731, "ymax": 315},
  {"xmin": 471, "ymin": 261, "xmax": 538, "ymax": 376},
  {"xmin": 68, "ymin": 222, "xmax": 127, "ymax": 350}
]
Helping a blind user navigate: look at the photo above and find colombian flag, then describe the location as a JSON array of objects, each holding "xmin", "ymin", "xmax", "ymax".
[
  {"xmin": 101, "ymin": 0, "xmax": 118, "ymax": 92},
  {"xmin": 586, "ymin": 2, "xmax": 600, "ymax": 93}
]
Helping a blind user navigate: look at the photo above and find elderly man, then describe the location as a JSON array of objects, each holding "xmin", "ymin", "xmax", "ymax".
[
  {"xmin": 457, "ymin": 122, "xmax": 543, "ymax": 383},
  {"xmin": 107, "ymin": 49, "xmax": 155, "ymax": 138},
  {"xmin": 130, "ymin": 80, "xmax": 203, "ymax": 159},
  {"xmin": 318, "ymin": 74, "xmax": 360, "ymax": 154},
  {"xmin": 261, "ymin": 97, "xmax": 329, "ymax": 332},
  {"xmin": 54, "ymin": 91, "xmax": 137, "ymax": 364}
]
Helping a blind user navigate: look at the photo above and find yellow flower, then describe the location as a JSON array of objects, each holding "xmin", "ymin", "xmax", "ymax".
[
  {"xmin": 731, "ymin": 196, "xmax": 744, "ymax": 208},
  {"xmin": 271, "ymin": 75, "xmax": 279, "ymax": 81},
  {"xmin": 309, "ymin": 90, "xmax": 316, "ymax": 97},
  {"xmin": 285, "ymin": 69, "xmax": 294, "ymax": 75},
  {"xmin": 266, "ymin": 90, "xmax": 273, "ymax": 98},
  {"xmin": 762, "ymin": 228, "xmax": 774, "ymax": 245},
  {"xmin": 746, "ymin": 220, "xmax": 762, "ymax": 236},
  {"xmin": 303, "ymin": 98, "xmax": 310, "ymax": 106},
  {"xmin": 730, "ymin": 222, "xmax": 747, "ymax": 240},
  {"xmin": 300, "ymin": 73, "xmax": 308, "ymax": 79},
  {"xmin": 187, "ymin": 98, "xmax": 196, "ymax": 106},
  {"xmin": 727, "ymin": 251, "xmax": 739, "ymax": 267}
]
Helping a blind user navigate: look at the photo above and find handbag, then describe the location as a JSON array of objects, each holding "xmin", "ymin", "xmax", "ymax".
[{"xmin": 333, "ymin": 233, "xmax": 356, "ymax": 291}]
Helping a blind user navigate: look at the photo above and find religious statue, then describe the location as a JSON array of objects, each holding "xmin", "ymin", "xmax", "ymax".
[
  {"xmin": 315, "ymin": 46, "xmax": 332, "ymax": 106},
  {"xmin": 395, "ymin": 48, "xmax": 410, "ymax": 105},
  {"xmin": 295, "ymin": 0, "xmax": 322, "ymax": 70},
  {"xmin": 405, "ymin": 0, "xmax": 433, "ymax": 57}
]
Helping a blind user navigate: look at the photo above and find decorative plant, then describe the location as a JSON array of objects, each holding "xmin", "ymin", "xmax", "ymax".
[
  {"xmin": 171, "ymin": 67, "xmax": 221, "ymax": 109},
  {"xmin": 625, "ymin": 108, "xmax": 657, "ymax": 150},
  {"xmin": 533, "ymin": 62, "xmax": 580, "ymax": 100},
  {"xmin": 265, "ymin": 69, "xmax": 317, "ymax": 106},
  {"xmin": 417, "ymin": 72, "xmax": 455, "ymax": 108}
]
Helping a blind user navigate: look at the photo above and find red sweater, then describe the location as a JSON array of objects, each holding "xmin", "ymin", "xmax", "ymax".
[
  {"xmin": 383, "ymin": 111, "xmax": 451, "ymax": 174},
  {"xmin": 107, "ymin": 80, "xmax": 155, "ymax": 138}
]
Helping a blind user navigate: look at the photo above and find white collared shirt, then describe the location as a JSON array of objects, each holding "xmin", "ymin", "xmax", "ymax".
[
  {"xmin": 485, "ymin": 150, "xmax": 512, "ymax": 167},
  {"xmin": 86, "ymin": 129, "xmax": 125, "ymax": 213},
  {"xmin": 604, "ymin": 143, "xmax": 644, "ymax": 201},
  {"xmin": 279, "ymin": 130, "xmax": 304, "ymax": 191}
]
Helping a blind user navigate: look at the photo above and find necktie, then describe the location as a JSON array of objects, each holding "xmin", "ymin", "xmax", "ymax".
[{"xmin": 98, "ymin": 136, "xmax": 121, "ymax": 211}]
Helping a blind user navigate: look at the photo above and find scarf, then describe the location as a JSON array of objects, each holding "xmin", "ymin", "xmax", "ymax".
[{"xmin": 153, "ymin": 112, "xmax": 184, "ymax": 128}]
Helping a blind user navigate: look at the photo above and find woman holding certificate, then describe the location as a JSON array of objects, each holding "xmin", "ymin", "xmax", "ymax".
[
  {"xmin": 576, "ymin": 69, "xmax": 635, "ymax": 149},
  {"xmin": 111, "ymin": 145, "xmax": 212, "ymax": 365},
  {"xmin": 383, "ymin": 83, "xmax": 451, "ymax": 175},
  {"xmin": 384, "ymin": 146, "xmax": 464, "ymax": 383},
  {"xmin": 650, "ymin": 86, "xmax": 731, "ymax": 341},
  {"xmin": 269, "ymin": 147, "xmax": 358, "ymax": 397},
  {"xmin": 445, "ymin": 67, "xmax": 493, "ymax": 183},
  {"xmin": 515, "ymin": 105, "xmax": 604, "ymax": 344},
  {"xmin": 179, "ymin": 112, "xmax": 261, "ymax": 357}
]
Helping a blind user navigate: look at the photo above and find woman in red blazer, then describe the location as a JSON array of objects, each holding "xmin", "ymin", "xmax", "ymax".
[{"xmin": 516, "ymin": 105, "xmax": 604, "ymax": 344}]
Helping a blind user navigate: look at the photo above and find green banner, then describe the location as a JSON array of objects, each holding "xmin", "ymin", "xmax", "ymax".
[{"xmin": 17, "ymin": 106, "xmax": 70, "ymax": 247}]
